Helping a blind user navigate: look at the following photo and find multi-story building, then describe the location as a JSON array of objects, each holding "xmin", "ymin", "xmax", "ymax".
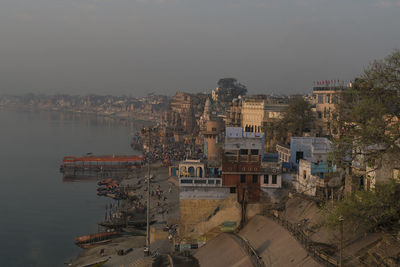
[
  {"xmin": 226, "ymin": 98, "xmax": 242, "ymax": 127},
  {"xmin": 241, "ymin": 99, "xmax": 265, "ymax": 133},
  {"xmin": 241, "ymin": 97, "xmax": 288, "ymax": 133},
  {"xmin": 163, "ymin": 92, "xmax": 197, "ymax": 134},
  {"xmin": 312, "ymin": 83, "xmax": 351, "ymax": 136},
  {"xmin": 260, "ymin": 156, "xmax": 282, "ymax": 190},
  {"xmin": 222, "ymin": 127, "xmax": 265, "ymax": 202},
  {"xmin": 240, "ymin": 97, "xmax": 287, "ymax": 152}
]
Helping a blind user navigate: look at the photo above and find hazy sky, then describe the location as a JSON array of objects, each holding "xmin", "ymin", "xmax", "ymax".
[{"xmin": 0, "ymin": 0, "xmax": 399, "ymax": 96}]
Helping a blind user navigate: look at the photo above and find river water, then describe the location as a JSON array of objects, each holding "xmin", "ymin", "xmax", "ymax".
[{"xmin": 0, "ymin": 109, "xmax": 142, "ymax": 267}]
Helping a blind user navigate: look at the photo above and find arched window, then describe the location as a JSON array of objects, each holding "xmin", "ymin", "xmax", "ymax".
[
  {"xmin": 196, "ymin": 167, "xmax": 203, "ymax": 177},
  {"xmin": 188, "ymin": 166, "xmax": 195, "ymax": 177}
]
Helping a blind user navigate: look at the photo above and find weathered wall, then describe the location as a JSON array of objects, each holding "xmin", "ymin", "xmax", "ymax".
[{"xmin": 179, "ymin": 187, "xmax": 241, "ymax": 239}]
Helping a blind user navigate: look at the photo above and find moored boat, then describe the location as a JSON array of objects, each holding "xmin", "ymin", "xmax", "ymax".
[{"xmin": 75, "ymin": 231, "xmax": 120, "ymax": 249}]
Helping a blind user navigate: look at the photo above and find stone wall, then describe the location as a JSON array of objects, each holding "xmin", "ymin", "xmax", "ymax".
[{"xmin": 179, "ymin": 187, "xmax": 241, "ymax": 240}]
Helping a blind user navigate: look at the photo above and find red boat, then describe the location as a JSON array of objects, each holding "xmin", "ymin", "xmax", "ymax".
[
  {"xmin": 75, "ymin": 231, "xmax": 120, "ymax": 249},
  {"xmin": 60, "ymin": 155, "xmax": 142, "ymax": 173}
]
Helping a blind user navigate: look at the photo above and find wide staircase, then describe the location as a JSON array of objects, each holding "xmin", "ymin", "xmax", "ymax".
[{"xmin": 121, "ymin": 257, "xmax": 154, "ymax": 267}]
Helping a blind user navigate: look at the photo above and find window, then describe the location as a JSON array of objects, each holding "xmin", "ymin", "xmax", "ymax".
[
  {"xmin": 240, "ymin": 174, "xmax": 246, "ymax": 183},
  {"xmin": 264, "ymin": 175, "xmax": 269, "ymax": 184},
  {"xmin": 230, "ymin": 187, "xmax": 236, "ymax": 193},
  {"xmin": 251, "ymin": 149, "xmax": 259, "ymax": 155},
  {"xmin": 318, "ymin": 95, "xmax": 324, "ymax": 104},
  {"xmin": 240, "ymin": 149, "xmax": 248, "ymax": 155},
  {"xmin": 296, "ymin": 151, "xmax": 304, "ymax": 163},
  {"xmin": 252, "ymin": 175, "xmax": 258, "ymax": 184},
  {"xmin": 303, "ymin": 170, "xmax": 307, "ymax": 179},
  {"xmin": 208, "ymin": 179, "xmax": 215, "ymax": 184},
  {"xmin": 317, "ymin": 111, "xmax": 322, "ymax": 119},
  {"xmin": 212, "ymin": 127, "xmax": 217, "ymax": 132},
  {"xmin": 272, "ymin": 175, "xmax": 277, "ymax": 184}
]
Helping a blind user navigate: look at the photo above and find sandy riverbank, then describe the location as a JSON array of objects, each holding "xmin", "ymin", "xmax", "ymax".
[{"xmin": 69, "ymin": 163, "xmax": 179, "ymax": 267}]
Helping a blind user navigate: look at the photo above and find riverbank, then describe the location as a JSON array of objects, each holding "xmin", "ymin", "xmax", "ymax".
[
  {"xmin": 0, "ymin": 106, "xmax": 157, "ymax": 127},
  {"xmin": 69, "ymin": 163, "xmax": 179, "ymax": 267}
]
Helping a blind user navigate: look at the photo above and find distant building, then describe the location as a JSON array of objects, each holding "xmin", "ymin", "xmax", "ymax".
[
  {"xmin": 241, "ymin": 98, "xmax": 288, "ymax": 134},
  {"xmin": 312, "ymin": 83, "xmax": 351, "ymax": 136},
  {"xmin": 203, "ymin": 120, "xmax": 224, "ymax": 163},
  {"xmin": 199, "ymin": 97, "xmax": 211, "ymax": 131},
  {"xmin": 226, "ymin": 98, "xmax": 242, "ymax": 127},
  {"xmin": 167, "ymin": 92, "xmax": 196, "ymax": 133}
]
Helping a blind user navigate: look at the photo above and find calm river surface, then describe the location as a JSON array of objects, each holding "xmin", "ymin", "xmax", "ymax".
[{"xmin": 0, "ymin": 109, "xmax": 141, "ymax": 267}]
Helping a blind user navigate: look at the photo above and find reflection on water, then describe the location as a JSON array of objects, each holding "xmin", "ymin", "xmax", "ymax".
[{"xmin": 0, "ymin": 109, "xmax": 141, "ymax": 267}]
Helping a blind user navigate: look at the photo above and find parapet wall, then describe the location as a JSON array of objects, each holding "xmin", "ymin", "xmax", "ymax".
[{"xmin": 179, "ymin": 186, "xmax": 229, "ymax": 199}]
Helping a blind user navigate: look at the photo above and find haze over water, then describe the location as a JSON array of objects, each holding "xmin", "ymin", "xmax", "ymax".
[{"xmin": 0, "ymin": 109, "xmax": 140, "ymax": 267}]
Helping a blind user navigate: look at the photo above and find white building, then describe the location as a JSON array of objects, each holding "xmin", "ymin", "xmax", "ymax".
[
  {"xmin": 260, "ymin": 161, "xmax": 282, "ymax": 189},
  {"xmin": 241, "ymin": 99, "xmax": 287, "ymax": 133},
  {"xmin": 178, "ymin": 159, "xmax": 205, "ymax": 178},
  {"xmin": 289, "ymin": 137, "xmax": 331, "ymax": 169},
  {"xmin": 178, "ymin": 159, "xmax": 222, "ymax": 187},
  {"xmin": 224, "ymin": 127, "xmax": 265, "ymax": 160}
]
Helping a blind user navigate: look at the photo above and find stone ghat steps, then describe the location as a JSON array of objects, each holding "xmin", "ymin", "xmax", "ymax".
[{"xmin": 120, "ymin": 257, "xmax": 154, "ymax": 267}]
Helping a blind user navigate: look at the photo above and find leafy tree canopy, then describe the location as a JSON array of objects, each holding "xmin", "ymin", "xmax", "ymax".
[
  {"xmin": 323, "ymin": 180, "xmax": 400, "ymax": 231},
  {"xmin": 216, "ymin": 78, "xmax": 247, "ymax": 100},
  {"xmin": 277, "ymin": 97, "xmax": 314, "ymax": 140},
  {"xmin": 333, "ymin": 50, "xmax": 400, "ymax": 167}
]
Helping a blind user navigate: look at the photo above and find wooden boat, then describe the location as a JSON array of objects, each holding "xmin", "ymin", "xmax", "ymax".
[
  {"xmin": 98, "ymin": 178, "xmax": 113, "ymax": 185},
  {"xmin": 75, "ymin": 231, "xmax": 119, "ymax": 249}
]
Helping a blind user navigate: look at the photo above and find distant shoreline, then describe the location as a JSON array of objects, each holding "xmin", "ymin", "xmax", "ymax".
[{"xmin": 0, "ymin": 106, "xmax": 157, "ymax": 127}]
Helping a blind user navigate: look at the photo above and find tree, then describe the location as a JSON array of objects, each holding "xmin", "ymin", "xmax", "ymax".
[
  {"xmin": 324, "ymin": 179, "xmax": 400, "ymax": 231},
  {"xmin": 332, "ymin": 50, "xmax": 400, "ymax": 171},
  {"xmin": 277, "ymin": 97, "xmax": 314, "ymax": 142},
  {"xmin": 216, "ymin": 78, "xmax": 247, "ymax": 101}
]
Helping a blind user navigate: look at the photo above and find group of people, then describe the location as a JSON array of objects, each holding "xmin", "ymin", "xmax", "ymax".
[
  {"xmin": 131, "ymin": 177, "xmax": 172, "ymax": 219},
  {"xmin": 141, "ymin": 138, "xmax": 190, "ymax": 165}
]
